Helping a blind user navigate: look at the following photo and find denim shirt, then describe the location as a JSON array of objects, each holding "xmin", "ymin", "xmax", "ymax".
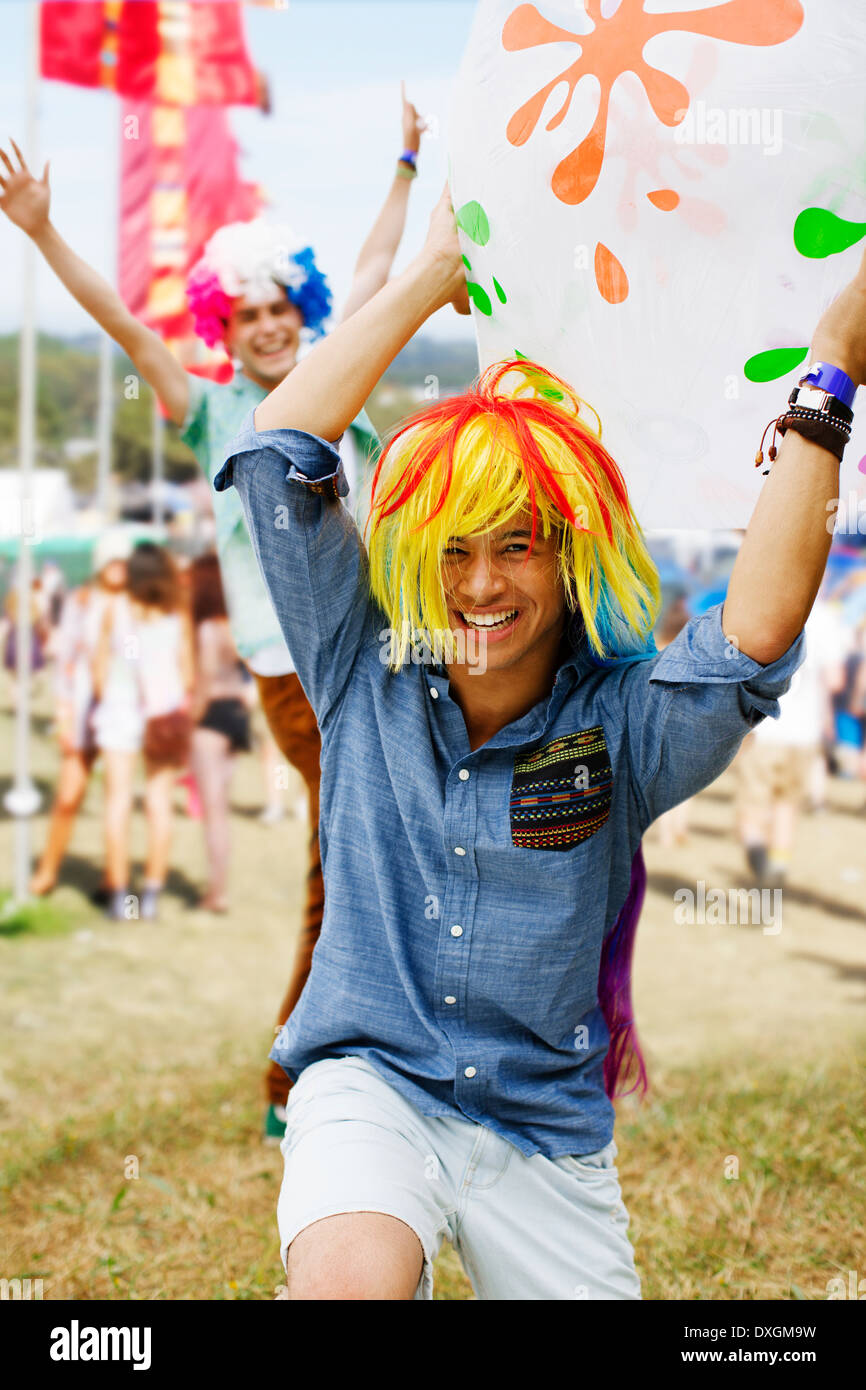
[{"xmin": 215, "ymin": 415, "xmax": 805, "ymax": 1158}]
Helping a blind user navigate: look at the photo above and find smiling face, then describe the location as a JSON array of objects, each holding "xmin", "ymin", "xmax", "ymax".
[
  {"xmin": 223, "ymin": 288, "xmax": 304, "ymax": 387},
  {"xmin": 441, "ymin": 511, "xmax": 569, "ymax": 674}
]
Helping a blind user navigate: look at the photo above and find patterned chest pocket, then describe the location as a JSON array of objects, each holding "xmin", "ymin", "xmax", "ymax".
[{"xmin": 509, "ymin": 727, "xmax": 613, "ymax": 852}]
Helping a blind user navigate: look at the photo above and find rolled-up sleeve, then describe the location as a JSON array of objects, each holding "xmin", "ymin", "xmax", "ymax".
[
  {"xmin": 213, "ymin": 410, "xmax": 377, "ymax": 726},
  {"xmin": 620, "ymin": 602, "xmax": 806, "ymax": 827}
]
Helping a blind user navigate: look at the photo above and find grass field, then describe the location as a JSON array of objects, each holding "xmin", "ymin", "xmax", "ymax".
[{"xmin": 2, "ymin": 696, "xmax": 864, "ymax": 1300}]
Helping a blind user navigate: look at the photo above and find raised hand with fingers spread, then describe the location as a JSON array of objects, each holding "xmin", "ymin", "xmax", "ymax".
[
  {"xmin": 0, "ymin": 138, "xmax": 51, "ymax": 238},
  {"xmin": 401, "ymin": 80, "xmax": 426, "ymax": 155}
]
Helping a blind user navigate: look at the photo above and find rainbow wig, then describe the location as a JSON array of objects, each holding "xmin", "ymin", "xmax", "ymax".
[
  {"xmin": 365, "ymin": 358, "xmax": 660, "ymax": 671},
  {"xmin": 364, "ymin": 357, "xmax": 661, "ymax": 1100}
]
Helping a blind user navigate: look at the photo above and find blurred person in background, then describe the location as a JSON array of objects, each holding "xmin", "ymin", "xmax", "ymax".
[
  {"xmin": 1, "ymin": 88, "xmax": 423, "ymax": 1138},
  {"xmin": 189, "ymin": 553, "xmax": 252, "ymax": 913},
  {"xmin": 29, "ymin": 530, "xmax": 132, "ymax": 897},
  {"xmin": 736, "ymin": 592, "xmax": 845, "ymax": 888},
  {"xmin": 3, "ymin": 577, "xmax": 49, "ymax": 699},
  {"xmin": 40, "ymin": 559, "xmax": 66, "ymax": 632},
  {"xmin": 847, "ymin": 615, "xmax": 866, "ymax": 791},
  {"xmin": 831, "ymin": 612, "xmax": 866, "ymax": 780},
  {"xmin": 93, "ymin": 543, "xmax": 194, "ymax": 922},
  {"xmin": 652, "ymin": 589, "xmax": 692, "ymax": 848}
]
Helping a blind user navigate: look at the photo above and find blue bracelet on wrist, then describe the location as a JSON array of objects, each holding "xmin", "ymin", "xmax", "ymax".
[{"xmin": 799, "ymin": 360, "xmax": 857, "ymax": 410}]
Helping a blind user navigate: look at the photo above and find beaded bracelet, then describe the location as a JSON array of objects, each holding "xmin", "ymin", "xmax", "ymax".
[
  {"xmin": 755, "ymin": 381, "xmax": 855, "ymax": 473},
  {"xmin": 756, "ymin": 408, "xmax": 851, "ymax": 472}
]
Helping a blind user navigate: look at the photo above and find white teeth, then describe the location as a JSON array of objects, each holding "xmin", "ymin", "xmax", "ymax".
[{"xmin": 460, "ymin": 609, "xmax": 517, "ymax": 629}]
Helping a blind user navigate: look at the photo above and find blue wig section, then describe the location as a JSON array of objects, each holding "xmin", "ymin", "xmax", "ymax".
[
  {"xmin": 285, "ymin": 246, "xmax": 333, "ymax": 338},
  {"xmin": 590, "ymin": 546, "xmax": 660, "ymax": 661}
]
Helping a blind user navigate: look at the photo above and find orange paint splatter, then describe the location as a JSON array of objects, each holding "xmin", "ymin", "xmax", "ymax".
[
  {"xmin": 647, "ymin": 188, "xmax": 679, "ymax": 211},
  {"xmin": 503, "ymin": 0, "xmax": 803, "ymax": 206},
  {"xmin": 595, "ymin": 242, "xmax": 629, "ymax": 303}
]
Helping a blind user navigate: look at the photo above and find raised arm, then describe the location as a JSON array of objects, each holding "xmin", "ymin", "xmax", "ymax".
[
  {"xmin": 0, "ymin": 139, "xmax": 189, "ymax": 427},
  {"xmin": 723, "ymin": 247, "xmax": 866, "ymax": 665},
  {"xmin": 339, "ymin": 83, "xmax": 425, "ymax": 324},
  {"xmin": 254, "ymin": 184, "xmax": 468, "ymax": 439}
]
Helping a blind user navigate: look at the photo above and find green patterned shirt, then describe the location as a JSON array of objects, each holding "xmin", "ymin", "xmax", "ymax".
[{"xmin": 181, "ymin": 368, "xmax": 379, "ymax": 664}]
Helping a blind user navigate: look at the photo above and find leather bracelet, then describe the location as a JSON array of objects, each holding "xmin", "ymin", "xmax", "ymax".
[
  {"xmin": 787, "ymin": 383, "xmax": 854, "ymax": 426},
  {"xmin": 781, "ymin": 404, "xmax": 851, "ymax": 437},
  {"xmin": 756, "ymin": 390, "xmax": 854, "ymax": 472},
  {"xmin": 776, "ymin": 411, "xmax": 849, "ymax": 462}
]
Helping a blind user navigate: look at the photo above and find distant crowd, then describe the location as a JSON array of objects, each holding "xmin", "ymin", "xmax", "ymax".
[
  {"xmin": 3, "ymin": 536, "xmax": 866, "ymax": 913},
  {"xmin": 2, "ymin": 534, "xmax": 303, "ymax": 919}
]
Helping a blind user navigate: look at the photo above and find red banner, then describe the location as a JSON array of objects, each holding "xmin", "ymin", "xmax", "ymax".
[
  {"xmin": 119, "ymin": 100, "xmax": 263, "ymax": 340},
  {"xmin": 40, "ymin": 2, "xmax": 262, "ymax": 107}
]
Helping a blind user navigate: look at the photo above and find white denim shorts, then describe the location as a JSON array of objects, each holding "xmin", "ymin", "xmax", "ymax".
[{"xmin": 276, "ymin": 1054, "xmax": 642, "ymax": 1301}]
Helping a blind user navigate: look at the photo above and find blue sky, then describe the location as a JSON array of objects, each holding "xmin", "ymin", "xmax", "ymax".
[{"xmin": 0, "ymin": 0, "xmax": 477, "ymax": 340}]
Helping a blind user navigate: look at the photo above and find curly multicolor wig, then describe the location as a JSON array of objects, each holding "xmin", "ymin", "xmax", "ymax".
[
  {"xmin": 186, "ymin": 217, "xmax": 333, "ymax": 349},
  {"xmin": 364, "ymin": 357, "xmax": 661, "ymax": 1100}
]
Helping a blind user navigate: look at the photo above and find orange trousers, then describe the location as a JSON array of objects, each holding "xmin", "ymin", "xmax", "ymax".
[{"xmin": 254, "ymin": 672, "xmax": 323, "ymax": 1107}]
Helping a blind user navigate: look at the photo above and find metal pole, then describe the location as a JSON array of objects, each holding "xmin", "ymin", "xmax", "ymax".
[
  {"xmin": 152, "ymin": 394, "xmax": 164, "ymax": 527},
  {"xmin": 6, "ymin": 1, "xmax": 42, "ymax": 902},
  {"xmin": 96, "ymin": 331, "xmax": 113, "ymax": 517},
  {"xmin": 96, "ymin": 102, "xmax": 120, "ymax": 519}
]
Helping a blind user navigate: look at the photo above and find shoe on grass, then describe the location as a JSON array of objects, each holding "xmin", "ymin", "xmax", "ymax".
[
  {"xmin": 106, "ymin": 889, "xmax": 131, "ymax": 922},
  {"xmin": 263, "ymin": 1104, "xmax": 287, "ymax": 1144},
  {"xmin": 745, "ymin": 844, "xmax": 768, "ymax": 884},
  {"xmin": 140, "ymin": 886, "xmax": 161, "ymax": 921}
]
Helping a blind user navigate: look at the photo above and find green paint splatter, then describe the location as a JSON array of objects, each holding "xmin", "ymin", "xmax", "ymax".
[
  {"xmin": 456, "ymin": 200, "xmax": 490, "ymax": 247},
  {"xmin": 466, "ymin": 281, "xmax": 492, "ymax": 316},
  {"xmin": 462, "ymin": 254, "xmax": 472, "ymax": 271},
  {"xmin": 794, "ymin": 207, "xmax": 866, "ymax": 259},
  {"xmin": 492, "ymin": 276, "xmax": 507, "ymax": 304},
  {"xmin": 744, "ymin": 345, "xmax": 809, "ymax": 383}
]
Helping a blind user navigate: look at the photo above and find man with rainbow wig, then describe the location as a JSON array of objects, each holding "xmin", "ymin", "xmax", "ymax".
[{"xmin": 216, "ymin": 186, "xmax": 866, "ymax": 1300}]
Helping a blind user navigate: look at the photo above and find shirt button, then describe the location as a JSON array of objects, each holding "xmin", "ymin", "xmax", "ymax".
[
  {"xmin": 464, "ymin": 1066, "xmax": 477, "ymax": 1078},
  {"xmin": 429, "ymin": 687, "xmax": 439, "ymax": 699},
  {"xmin": 454, "ymin": 846, "xmax": 466, "ymax": 856},
  {"xmin": 458, "ymin": 768, "xmax": 470, "ymax": 781},
  {"xmin": 444, "ymin": 995, "xmax": 457, "ymax": 1004},
  {"xmin": 450, "ymin": 925, "xmax": 463, "ymax": 937}
]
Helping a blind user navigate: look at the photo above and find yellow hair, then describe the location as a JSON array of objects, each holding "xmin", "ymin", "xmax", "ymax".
[{"xmin": 364, "ymin": 360, "xmax": 660, "ymax": 672}]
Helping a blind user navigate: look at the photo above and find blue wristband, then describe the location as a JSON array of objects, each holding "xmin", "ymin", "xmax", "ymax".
[
  {"xmin": 799, "ymin": 360, "xmax": 857, "ymax": 409},
  {"xmin": 399, "ymin": 149, "xmax": 417, "ymax": 167}
]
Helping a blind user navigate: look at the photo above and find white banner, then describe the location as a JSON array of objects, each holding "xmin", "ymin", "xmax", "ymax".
[{"xmin": 449, "ymin": 0, "xmax": 866, "ymax": 529}]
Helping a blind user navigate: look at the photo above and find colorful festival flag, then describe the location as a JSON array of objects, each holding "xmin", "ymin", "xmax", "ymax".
[
  {"xmin": 119, "ymin": 100, "xmax": 263, "ymax": 343},
  {"xmin": 450, "ymin": 0, "xmax": 866, "ymax": 528},
  {"xmin": 40, "ymin": 1, "xmax": 264, "ymax": 108}
]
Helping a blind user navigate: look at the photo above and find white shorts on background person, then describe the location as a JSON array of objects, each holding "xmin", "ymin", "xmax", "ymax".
[{"xmin": 276, "ymin": 1055, "xmax": 642, "ymax": 1301}]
